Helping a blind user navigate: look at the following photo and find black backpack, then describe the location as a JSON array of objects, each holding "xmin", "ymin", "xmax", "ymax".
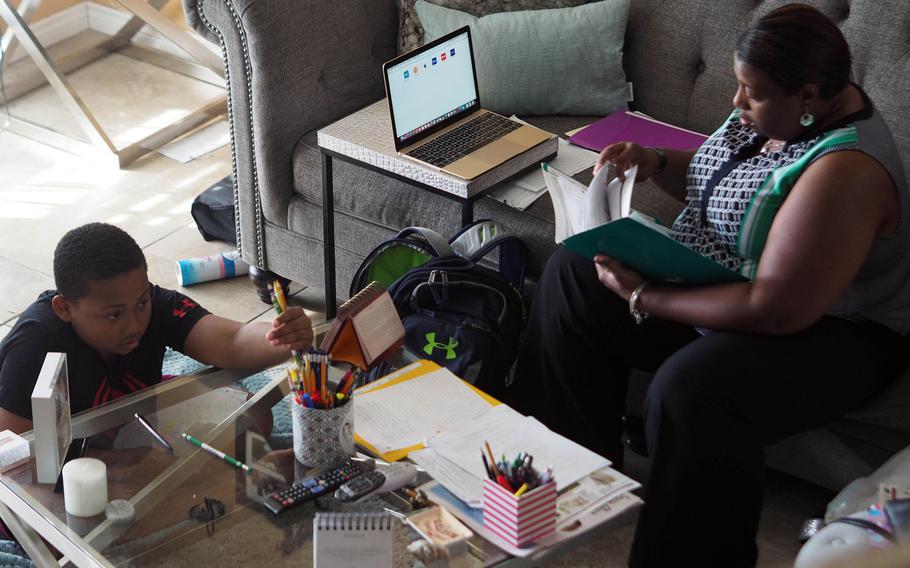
[
  {"xmin": 350, "ymin": 221, "xmax": 527, "ymax": 398},
  {"xmin": 191, "ymin": 175, "xmax": 237, "ymax": 244}
]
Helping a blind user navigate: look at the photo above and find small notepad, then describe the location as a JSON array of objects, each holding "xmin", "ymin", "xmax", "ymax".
[{"xmin": 313, "ymin": 512, "xmax": 394, "ymax": 568}]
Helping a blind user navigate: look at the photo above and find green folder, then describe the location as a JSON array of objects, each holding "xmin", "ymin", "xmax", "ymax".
[{"xmin": 562, "ymin": 215, "xmax": 747, "ymax": 284}]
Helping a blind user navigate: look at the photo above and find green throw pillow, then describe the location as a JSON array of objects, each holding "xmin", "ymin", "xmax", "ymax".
[{"xmin": 415, "ymin": 0, "xmax": 630, "ymax": 117}]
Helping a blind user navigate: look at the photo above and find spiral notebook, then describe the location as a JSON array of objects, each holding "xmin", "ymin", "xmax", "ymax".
[{"xmin": 313, "ymin": 512, "xmax": 395, "ymax": 568}]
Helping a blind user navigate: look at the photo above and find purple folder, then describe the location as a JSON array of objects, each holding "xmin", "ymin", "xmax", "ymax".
[{"xmin": 568, "ymin": 110, "xmax": 709, "ymax": 153}]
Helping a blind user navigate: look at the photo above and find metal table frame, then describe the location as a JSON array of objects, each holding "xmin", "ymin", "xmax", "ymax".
[
  {"xmin": 318, "ymin": 147, "xmax": 556, "ymax": 319},
  {"xmin": 319, "ymin": 147, "xmax": 491, "ymax": 319},
  {"xmin": 0, "ymin": 0, "xmax": 226, "ymax": 168}
]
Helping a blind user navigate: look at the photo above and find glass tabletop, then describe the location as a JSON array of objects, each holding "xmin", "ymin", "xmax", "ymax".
[
  {"xmin": 1, "ymin": 332, "xmax": 630, "ymax": 567},
  {"xmin": 0, "ymin": 343, "xmax": 518, "ymax": 567}
]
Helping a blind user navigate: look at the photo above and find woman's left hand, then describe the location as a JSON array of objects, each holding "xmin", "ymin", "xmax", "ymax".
[
  {"xmin": 594, "ymin": 255, "xmax": 647, "ymax": 302},
  {"xmin": 266, "ymin": 306, "xmax": 314, "ymax": 352}
]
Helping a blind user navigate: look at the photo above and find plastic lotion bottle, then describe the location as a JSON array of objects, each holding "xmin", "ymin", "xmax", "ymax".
[{"xmin": 176, "ymin": 251, "xmax": 250, "ymax": 286}]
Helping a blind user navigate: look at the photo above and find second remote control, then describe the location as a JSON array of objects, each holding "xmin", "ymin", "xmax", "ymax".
[{"xmin": 264, "ymin": 461, "xmax": 368, "ymax": 515}]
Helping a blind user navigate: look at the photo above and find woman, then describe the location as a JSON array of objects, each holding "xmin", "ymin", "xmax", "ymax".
[{"xmin": 510, "ymin": 4, "xmax": 910, "ymax": 567}]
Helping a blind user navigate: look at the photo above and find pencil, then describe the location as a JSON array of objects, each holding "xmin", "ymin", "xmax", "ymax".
[
  {"xmin": 269, "ymin": 280, "xmax": 305, "ymax": 370},
  {"xmin": 484, "ymin": 441, "xmax": 499, "ymax": 476}
]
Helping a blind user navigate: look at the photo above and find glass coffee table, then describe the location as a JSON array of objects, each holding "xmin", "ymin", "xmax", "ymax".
[{"xmin": 0, "ymin": 341, "xmax": 634, "ymax": 566}]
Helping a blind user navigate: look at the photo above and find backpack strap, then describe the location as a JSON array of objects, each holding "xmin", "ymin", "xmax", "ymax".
[
  {"xmin": 469, "ymin": 236, "xmax": 526, "ymax": 293},
  {"xmin": 450, "ymin": 220, "xmax": 527, "ymax": 292},
  {"xmin": 408, "ymin": 272, "xmax": 509, "ymax": 327},
  {"xmin": 449, "ymin": 220, "xmax": 501, "ymax": 257},
  {"xmin": 396, "ymin": 227, "xmax": 455, "ymax": 258}
]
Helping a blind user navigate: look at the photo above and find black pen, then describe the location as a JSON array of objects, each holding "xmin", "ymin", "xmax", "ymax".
[{"xmin": 134, "ymin": 413, "xmax": 174, "ymax": 452}]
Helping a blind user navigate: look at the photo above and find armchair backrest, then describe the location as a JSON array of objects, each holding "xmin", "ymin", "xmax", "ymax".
[{"xmin": 185, "ymin": 0, "xmax": 399, "ymax": 266}]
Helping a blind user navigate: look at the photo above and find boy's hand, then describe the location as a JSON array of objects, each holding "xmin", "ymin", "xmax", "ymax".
[{"xmin": 266, "ymin": 306, "xmax": 314, "ymax": 352}]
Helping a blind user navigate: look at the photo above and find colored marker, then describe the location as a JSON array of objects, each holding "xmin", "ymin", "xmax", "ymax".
[
  {"xmin": 181, "ymin": 433, "xmax": 251, "ymax": 473},
  {"xmin": 134, "ymin": 413, "xmax": 173, "ymax": 452}
]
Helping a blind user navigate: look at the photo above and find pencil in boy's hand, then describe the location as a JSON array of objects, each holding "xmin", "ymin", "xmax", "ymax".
[
  {"xmin": 272, "ymin": 279, "xmax": 289, "ymax": 312},
  {"xmin": 269, "ymin": 280, "xmax": 305, "ymax": 369}
]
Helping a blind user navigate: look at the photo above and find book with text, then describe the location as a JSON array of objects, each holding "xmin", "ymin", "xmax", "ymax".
[{"xmin": 543, "ymin": 164, "xmax": 746, "ymax": 284}]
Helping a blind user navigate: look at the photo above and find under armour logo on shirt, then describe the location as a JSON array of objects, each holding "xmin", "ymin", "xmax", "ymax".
[{"xmin": 172, "ymin": 298, "xmax": 197, "ymax": 319}]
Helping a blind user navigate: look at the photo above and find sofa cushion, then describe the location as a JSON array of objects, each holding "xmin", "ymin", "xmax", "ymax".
[
  {"xmin": 398, "ymin": 0, "xmax": 597, "ymax": 54},
  {"xmin": 416, "ymin": 0, "xmax": 630, "ymax": 116}
]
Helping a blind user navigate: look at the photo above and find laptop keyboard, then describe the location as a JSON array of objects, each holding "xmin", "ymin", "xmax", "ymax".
[{"xmin": 406, "ymin": 113, "xmax": 521, "ymax": 168}]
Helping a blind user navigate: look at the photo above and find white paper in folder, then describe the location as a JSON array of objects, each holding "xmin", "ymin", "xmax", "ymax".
[
  {"xmin": 429, "ymin": 405, "xmax": 610, "ymax": 492},
  {"xmin": 354, "ymin": 367, "xmax": 493, "ymax": 452}
]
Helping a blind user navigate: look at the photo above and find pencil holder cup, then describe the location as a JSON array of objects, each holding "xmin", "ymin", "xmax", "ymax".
[
  {"xmin": 482, "ymin": 479, "xmax": 557, "ymax": 547},
  {"xmin": 291, "ymin": 400, "xmax": 354, "ymax": 468}
]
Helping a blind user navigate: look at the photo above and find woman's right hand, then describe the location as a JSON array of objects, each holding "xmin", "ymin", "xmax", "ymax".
[{"xmin": 594, "ymin": 142, "xmax": 660, "ymax": 181}]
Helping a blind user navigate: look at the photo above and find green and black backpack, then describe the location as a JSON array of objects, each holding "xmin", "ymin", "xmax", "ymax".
[{"xmin": 350, "ymin": 221, "xmax": 526, "ymax": 398}]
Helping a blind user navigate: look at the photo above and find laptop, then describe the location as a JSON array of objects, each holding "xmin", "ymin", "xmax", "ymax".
[{"xmin": 382, "ymin": 26, "xmax": 553, "ymax": 180}]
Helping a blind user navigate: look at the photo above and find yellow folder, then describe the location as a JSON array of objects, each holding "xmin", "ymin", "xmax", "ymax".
[{"xmin": 353, "ymin": 359, "xmax": 500, "ymax": 462}]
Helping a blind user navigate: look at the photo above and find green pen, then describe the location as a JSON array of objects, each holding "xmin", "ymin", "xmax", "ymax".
[{"xmin": 181, "ymin": 433, "xmax": 251, "ymax": 473}]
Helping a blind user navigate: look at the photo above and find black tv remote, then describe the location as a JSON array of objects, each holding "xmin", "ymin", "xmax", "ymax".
[{"xmin": 263, "ymin": 461, "xmax": 370, "ymax": 515}]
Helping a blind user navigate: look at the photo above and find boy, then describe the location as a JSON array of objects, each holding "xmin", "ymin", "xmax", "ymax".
[{"xmin": 0, "ymin": 223, "xmax": 313, "ymax": 433}]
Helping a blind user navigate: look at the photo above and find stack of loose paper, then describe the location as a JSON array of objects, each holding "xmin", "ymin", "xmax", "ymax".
[
  {"xmin": 487, "ymin": 121, "xmax": 599, "ymax": 211},
  {"xmin": 353, "ymin": 362, "xmax": 498, "ymax": 461},
  {"xmin": 544, "ymin": 162, "xmax": 636, "ymax": 243},
  {"xmin": 354, "ymin": 359, "xmax": 642, "ymax": 557},
  {"xmin": 411, "ymin": 404, "xmax": 610, "ymax": 508}
]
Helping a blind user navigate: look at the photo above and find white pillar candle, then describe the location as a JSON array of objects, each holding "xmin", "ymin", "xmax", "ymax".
[{"xmin": 62, "ymin": 458, "xmax": 108, "ymax": 517}]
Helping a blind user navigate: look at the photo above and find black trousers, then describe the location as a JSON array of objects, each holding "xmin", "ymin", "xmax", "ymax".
[{"xmin": 508, "ymin": 247, "xmax": 909, "ymax": 567}]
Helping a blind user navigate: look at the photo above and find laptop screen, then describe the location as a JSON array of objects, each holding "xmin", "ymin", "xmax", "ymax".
[{"xmin": 385, "ymin": 28, "xmax": 479, "ymax": 147}]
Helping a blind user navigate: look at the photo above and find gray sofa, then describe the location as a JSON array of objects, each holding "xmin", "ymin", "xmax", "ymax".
[{"xmin": 183, "ymin": 0, "xmax": 910, "ymax": 491}]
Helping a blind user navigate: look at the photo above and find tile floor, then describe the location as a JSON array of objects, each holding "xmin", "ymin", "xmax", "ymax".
[{"xmin": 0, "ymin": 43, "xmax": 831, "ymax": 568}]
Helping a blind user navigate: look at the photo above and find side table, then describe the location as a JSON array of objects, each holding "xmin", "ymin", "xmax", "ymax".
[{"xmin": 316, "ymin": 100, "xmax": 557, "ymax": 318}]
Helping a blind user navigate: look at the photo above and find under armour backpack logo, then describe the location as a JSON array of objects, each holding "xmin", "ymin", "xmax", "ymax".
[
  {"xmin": 172, "ymin": 298, "xmax": 197, "ymax": 319},
  {"xmin": 423, "ymin": 332, "xmax": 458, "ymax": 360}
]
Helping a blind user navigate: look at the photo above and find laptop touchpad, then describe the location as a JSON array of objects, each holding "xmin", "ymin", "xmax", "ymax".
[{"xmin": 476, "ymin": 138, "xmax": 524, "ymax": 165}]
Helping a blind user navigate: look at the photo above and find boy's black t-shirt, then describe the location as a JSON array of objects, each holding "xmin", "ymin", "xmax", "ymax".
[{"xmin": 0, "ymin": 286, "xmax": 209, "ymax": 419}]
